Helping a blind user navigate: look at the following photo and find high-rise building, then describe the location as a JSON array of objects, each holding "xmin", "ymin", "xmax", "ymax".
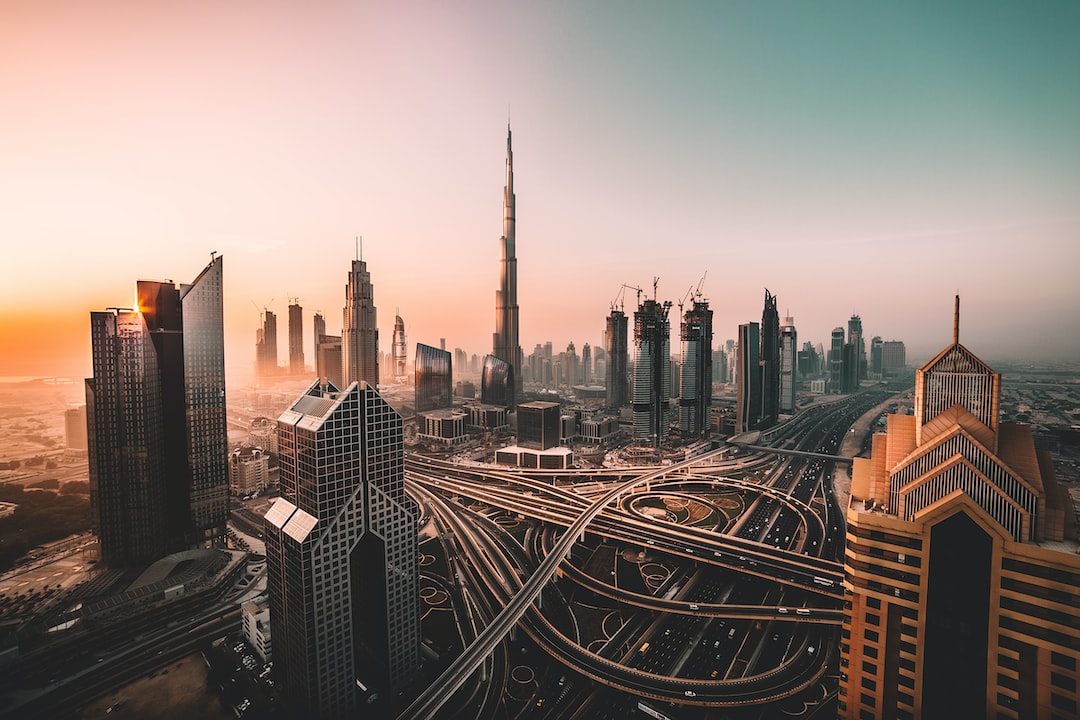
[
  {"xmin": 316, "ymin": 335, "xmax": 343, "ymax": 390},
  {"xmin": 492, "ymin": 125, "xmax": 522, "ymax": 407},
  {"xmin": 779, "ymin": 316, "xmax": 797, "ymax": 414},
  {"xmin": 313, "ymin": 312, "xmax": 326, "ymax": 349},
  {"xmin": 848, "ymin": 313, "xmax": 866, "ymax": 381},
  {"xmin": 581, "ymin": 343, "xmax": 592, "ymax": 385},
  {"xmin": 392, "ymin": 315, "xmax": 407, "ymax": 380},
  {"xmin": 266, "ymin": 380, "xmax": 419, "ymax": 716},
  {"xmin": 870, "ymin": 335, "xmax": 884, "ymax": 378},
  {"xmin": 678, "ymin": 299, "xmax": 713, "ymax": 438},
  {"xmin": 480, "ymin": 354, "xmax": 514, "ymax": 408},
  {"xmin": 829, "ymin": 326, "xmax": 845, "ymax": 394},
  {"xmin": 632, "ymin": 298, "xmax": 672, "ymax": 445},
  {"xmin": 517, "ymin": 401, "xmax": 561, "ymax": 450},
  {"xmin": 65, "ymin": 405, "xmax": 87, "ymax": 451},
  {"xmin": 86, "ymin": 256, "xmax": 228, "ymax": 566},
  {"xmin": 882, "ymin": 340, "xmax": 907, "ymax": 376},
  {"xmin": 343, "ymin": 253, "xmax": 379, "ymax": 389},
  {"xmin": 735, "ymin": 322, "xmax": 761, "ymax": 433},
  {"xmin": 229, "ymin": 446, "xmax": 269, "ymax": 497},
  {"xmin": 840, "ymin": 297, "xmax": 1079, "ymax": 720},
  {"xmin": 760, "ymin": 290, "xmax": 780, "ymax": 426},
  {"xmin": 414, "ymin": 343, "xmax": 452, "ymax": 413},
  {"xmin": 565, "ymin": 341, "xmax": 579, "ymax": 386},
  {"xmin": 256, "ymin": 309, "xmax": 278, "ymax": 378},
  {"xmin": 288, "ymin": 301, "xmax": 304, "ymax": 374},
  {"xmin": 605, "ymin": 309, "xmax": 629, "ymax": 410}
]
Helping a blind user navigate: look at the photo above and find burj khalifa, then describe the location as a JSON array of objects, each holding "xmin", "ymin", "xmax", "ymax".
[{"xmin": 492, "ymin": 125, "xmax": 523, "ymax": 405}]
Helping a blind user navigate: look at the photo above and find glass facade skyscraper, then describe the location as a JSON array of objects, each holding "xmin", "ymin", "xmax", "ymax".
[
  {"xmin": 414, "ymin": 342, "xmax": 451, "ymax": 413},
  {"xmin": 266, "ymin": 380, "xmax": 419, "ymax": 716},
  {"xmin": 678, "ymin": 299, "xmax": 712, "ymax": 438},
  {"xmin": 632, "ymin": 298, "xmax": 672, "ymax": 445}
]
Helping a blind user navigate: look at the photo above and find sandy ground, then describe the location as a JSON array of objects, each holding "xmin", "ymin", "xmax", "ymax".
[{"xmin": 79, "ymin": 652, "xmax": 232, "ymax": 720}]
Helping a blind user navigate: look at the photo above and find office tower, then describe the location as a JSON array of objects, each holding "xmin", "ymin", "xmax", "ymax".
[
  {"xmin": 734, "ymin": 322, "xmax": 761, "ymax": 433},
  {"xmin": 414, "ymin": 343, "xmax": 452, "ymax": 413},
  {"xmin": 65, "ymin": 405, "xmax": 88, "ymax": 451},
  {"xmin": 266, "ymin": 380, "xmax": 419, "ymax": 716},
  {"xmin": 882, "ymin": 340, "xmax": 907, "ymax": 376},
  {"xmin": 86, "ymin": 256, "xmax": 228, "ymax": 566},
  {"xmin": 581, "ymin": 343, "xmax": 592, "ymax": 384},
  {"xmin": 760, "ymin": 290, "xmax": 780, "ymax": 426},
  {"xmin": 256, "ymin": 309, "xmax": 278, "ymax": 378},
  {"xmin": 605, "ymin": 308, "xmax": 629, "ymax": 410},
  {"xmin": 840, "ymin": 297, "xmax": 1079, "ymax": 719},
  {"xmin": 829, "ymin": 326, "xmax": 845, "ymax": 394},
  {"xmin": 343, "ymin": 253, "xmax": 379, "ymax": 389},
  {"xmin": 492, "ymin": 125, "xmax": 522, "ymax": 407},
  {"xmin": 779, "ymin": 315, "xmax": 797, "ymax": 414},
  {"xmin": 631, "ymin": 298, "xmax": 672, "ymax": 445},
  {"xmin": 313, "ymin": 312, "xmax": 326, "ymax": 348},
  {"xmin": 316, "ymin": 335, "xmax": 343, "ymax": 390},
  {"xmin": 480, "ymin": 354, "xmax": 514, "ymax": 408},
  {"xmin": 678, "ymin": 299, "xmax": 713, "ymax": 438},
  {"xmin": 288, "ymin": 301, "xmax": 304, "ymax": 374},
  {"xmin": 390, "ymin": 314, "xmax": 407, "ymax": 381},
  {"xmin": 870, "ymin": 335, "xmax": 883, "ymax": 378},
  {"xmin": 517, "ymin": 401, "xmax": 561, "ymax": 450},
  {"xmin": 565, "ymin": 342, "xmax": 578, "ymax": 386},
  {"xmin": 848, "ymin": 313, "xmax": 866, "ymax": 380}
]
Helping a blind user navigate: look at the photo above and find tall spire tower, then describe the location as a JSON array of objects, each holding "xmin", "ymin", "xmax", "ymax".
[
  {"xmin": 493, "ymin": 124, "xmax": 522, "ymax": 405},
  {"xmin": 343, "ymin": 240, "xmax": 379, "ymax": 389}
]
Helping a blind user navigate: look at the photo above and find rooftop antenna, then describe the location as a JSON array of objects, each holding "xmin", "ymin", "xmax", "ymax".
[
  {"xmin": 355, "ymin": 235, "xmax": 362, "ymax": 261},
  {"xmin": 953, "ymin": 293, "xmax": 960, "ymax": 344}
]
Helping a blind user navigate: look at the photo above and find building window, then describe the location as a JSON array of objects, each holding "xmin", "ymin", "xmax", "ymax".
[
  {"xmin": 864, "ymin": 629, "xmax": 879, "ymax": 643},
  {"xmin": 1051, "ymin": 672, "xmax": 1076, "ymax": 693},
  {"xmin": 862, "ymin": 660, "xmax": 876, "ymax": 675},
  {"xmin": 860, "ymin": 693, "xmax": 876, "ymax": 708},
  {"xmin": 861, "ymin": 677, "xmax": 877, "ymax": 691}
]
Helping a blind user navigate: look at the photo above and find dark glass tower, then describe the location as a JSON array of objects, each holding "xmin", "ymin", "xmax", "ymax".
[
  {"xmin": 735, "ymin": 322, "xmax": 761, "ymax": 433},
  {"xmin": 605, "ymin": 308, "xmax": 629, "ymax": 410},
  {"xmin": 86, "ymin": 255, "xmax": 228, "ymax": 565},
  {"xmin": 480, "ymin": 354, "xmax": 514, "ymax": 408},
  {"xmin": 632, "ymin": 298, "xmax": 672, "ymax": 445},
  {"xmin": 678, "ymin": 299, "xmax": 713, "ymax": 438},
  {"xmin": 266, "ymin": 380, "xmax": 419, "ymax": 716},
  {"xmin": 414, "ymin": 343, "xmax": 452, "ymax": 412},
  {"xmin": 759, "ymin": 289, "xmax": 780, "ymax": 427},
  {"xmin": 288, "ymin": 301, "xmax": 304, "ymax": 374},
  {"xmin": 256, "ymin": 309, "xmax": 277, "ymax": 378}
]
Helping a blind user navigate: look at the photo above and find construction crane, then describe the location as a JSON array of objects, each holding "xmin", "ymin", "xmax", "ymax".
[
  {"xmin": 693, "ymin": 271, "xmax": 708, "ymax": 302},
  {"xmin": 619, "ymin": 283, "xmax": 645, "ymax": 310}
]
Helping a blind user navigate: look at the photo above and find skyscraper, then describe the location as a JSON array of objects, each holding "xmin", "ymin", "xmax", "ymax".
[
  {"xmin": 392, "ymin": 314, "xmax": 407, "ymax": 380},
  {"xmin": 678, "ymin": 299, "xmax": 713, "ymax": 438},
  {"xmin": 480, "ymin": 354, "xmax": 514, "ymax": 408},
  {"xmin": 414, "ymin": 343, "xmax": 452, "ymax": 413},
  {"xmin": 735, "ymin": 322, "xmax": 761, "ymax": 433},
  {"xmin": 581, "ymin": 342, "xmax": 592, "ymax": 385},
  {"xmin": 760, "ymin": 289, "xmax": 780, "ymax": 427},
  {"xmin": 632, "ymin": 298, "xmax": 672, "ymax": 445},
  {"xmin": 256, "ymin": 309, "xmax": 278, "ymax": 378},
  {"xmin": 605, "ymin": 308, "xmax": 629, "ymax": 410},
  {"xmin": 316, "ymin": 335, "xmax": 343, "ymax": 389},
  {"xmin": 86, "ymin": 255, "xmax": 228, "ymax": 566},
  {"xmin": 848, "ymin": 313, "xmax": 866, "ymax": 381},
  {"xmin": 288, "ymin": 300, "xmax": 304, "ymax": 375},
  {"xmin": 313, "ymin": 312, "xmax": 326, "ymax": 348},
  {"xmin": 266, "ymin": 380, "xmax": 419, "ymax": 716},
  {"xmin": 829, "ymin": 326, "xmax": 845, "ymax": 394},
  {"xmin": 343, "ymin": 251, "xmax": 379, "ymax": 388},
  {"xmin": 492, "ymin": 125, "xmax": 522, "ymax": 407},
  {"xmin": 840, "ymin": 298, "xmax": 1079, "ymax": 719},
  {"xmin": 779, "ymin": 315, "xmax": 797, "ymax": 414}
]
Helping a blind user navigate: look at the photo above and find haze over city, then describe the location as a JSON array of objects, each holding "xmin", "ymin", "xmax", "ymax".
[{"xmin": 2, "ymin": 1, "xmax": 1079, "ymax": 381}]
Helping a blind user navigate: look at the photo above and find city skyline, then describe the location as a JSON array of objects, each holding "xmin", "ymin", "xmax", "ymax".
[{"xmin": 3, "ymin": 2, "xmax": 1080, "ymax": 381}]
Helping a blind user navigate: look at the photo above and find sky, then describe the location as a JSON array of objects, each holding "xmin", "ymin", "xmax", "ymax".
[{"xmin": 2, "ymin": 1, "xmax": 1079, "ymax": 382}]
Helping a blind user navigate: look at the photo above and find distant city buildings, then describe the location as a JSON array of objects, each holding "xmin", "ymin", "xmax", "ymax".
[
  {"xmin": 829, "ymin": 326, "xmax": 845, "ymax": 394},
  {"xmin": 86, "ymin": 255, "xmax": 228, "ymax": 566},
  {"xmin": 848, "ymin": 313, "xmax": 866, "ymax": 381},
  {"xmin": 841, "ymin": 298, "xmax": 1079, "ymax": 719},
  {"xmin": 492, "ymin": 126, "xmax": 523, "ymax": 408},
  {"xmin": 343, "ymin": 252, "xmax": 379, "ymax": 389},
  {"xmin": 678, "ymin": 299, "xmax": 713, "ymax": 438},
  {"xmin": 65, "ymin": 405, "xmax": 87, "ymax": 451},
  {"xmin": 315, "ymin": 335, "xmax": 343, "ymax": 389},
  {"xmin": 266, "ymin": 380, "xmax": 419, "ymax": 715},
  {"xmin": 631, "ymin": 297, "xmax": 672, "ymax": 445},
  {"xmin": 882, "ymin": 340, "xmax": 907, "ymax": 376}
]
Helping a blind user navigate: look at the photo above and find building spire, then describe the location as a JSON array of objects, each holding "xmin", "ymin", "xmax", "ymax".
[{"xmin": 953, "ymin": 294, "xmax": 960, "ymax": 345}]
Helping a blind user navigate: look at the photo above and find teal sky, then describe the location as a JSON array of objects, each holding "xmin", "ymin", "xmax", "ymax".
[{"xmin": 2, "ymin": 1, "xmax": 1078, "ymax": 378}]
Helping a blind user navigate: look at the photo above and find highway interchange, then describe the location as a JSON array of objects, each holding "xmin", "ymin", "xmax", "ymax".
[{"xmin": 400, "ymin": 385, "xmax": 899, "ymax": 719}]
